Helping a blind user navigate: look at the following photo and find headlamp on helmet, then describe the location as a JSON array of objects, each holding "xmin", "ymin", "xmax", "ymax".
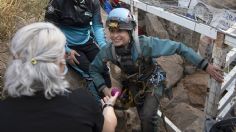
[{"xmin": 107, "ymin": 21, "xmax": 119, "ymax": 31}]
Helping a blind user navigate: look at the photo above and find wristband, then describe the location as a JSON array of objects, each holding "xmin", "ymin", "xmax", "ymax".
[
  {"xmin": 203, "ymin": 63, "xmax": 209, "ymax": 71},
  {"xmin": 102, "ymin": 103, "xmax": 113, "ymax": 110}
]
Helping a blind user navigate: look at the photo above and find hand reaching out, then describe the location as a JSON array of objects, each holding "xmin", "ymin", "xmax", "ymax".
[
  {"xmin": 66, "ymin": 50, "xmax": 80, "ymax": 66},
  {"xmin": 101, "ymin": 92, "xmax": 119, "ymax": 108},
  {"xmin": 101, "ymin": 92, "xmax": 119, "ymax": 132},
  {"xmin": 205, "ymin": 63, "xmax": 224, "ymax": 83}
]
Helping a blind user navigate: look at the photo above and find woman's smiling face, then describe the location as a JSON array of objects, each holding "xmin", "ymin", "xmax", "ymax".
[{"xmin": 109, "ymin": 29, "xmax": 130, "ymax": 47}]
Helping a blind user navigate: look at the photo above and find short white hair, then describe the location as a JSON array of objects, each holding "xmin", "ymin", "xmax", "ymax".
[{"xmin": 4, "ymin": 22, "xmax": 69, "ymax": 99}]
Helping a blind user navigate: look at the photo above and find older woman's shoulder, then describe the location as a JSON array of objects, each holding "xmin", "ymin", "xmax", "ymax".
[
  {"xmin": 68, "ymin": 88, "xmax": 100, "ymax": 107},
  {"xmin": 71, "ymin": 88, "xmax": 93, "ymax": 97}
]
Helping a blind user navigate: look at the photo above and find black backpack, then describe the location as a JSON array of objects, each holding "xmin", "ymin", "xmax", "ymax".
[
  {"xmin": 210, "ymin": 117, "xmax": 236, "ymax": 132},
  {"xmin": 45, "ymin": 0, "xmax": 94, "ymax": 27}
]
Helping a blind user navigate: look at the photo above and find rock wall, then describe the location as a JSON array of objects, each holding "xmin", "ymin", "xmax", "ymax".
[
  {"xmin": 139, "ymin": 10, "xmax": 201, "ymax": 51},
  {"xmin": 206, "ymin": 0, "xmax": 236, "ymax": 9}
]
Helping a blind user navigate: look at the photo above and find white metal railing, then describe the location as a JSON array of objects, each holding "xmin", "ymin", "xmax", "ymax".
[
  {"xmin": 221, "ymin": 66, "xmax": 236, "ymax": 93},
  {"xmin": 121, "ymin": 0, "xmax": 236, "ymax": 48},
  {"xmin": 157, "ymin": 110, "xmax": 182, "ymax": 132},
  {"xmin": 217, "ymin": 95, "xmax": 236, "ymax": 121},
  {"xmin": 226, "ymin": 48, "xmax": 236, "ymax": 66},
  {"xmin": 218, "ymin": 82, "xmax": 235, "ymax": 112}
]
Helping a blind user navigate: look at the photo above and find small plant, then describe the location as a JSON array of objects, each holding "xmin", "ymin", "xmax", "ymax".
[{"xmin": 0, "ymin": 0, "xmax": 49, "ymax": 41}]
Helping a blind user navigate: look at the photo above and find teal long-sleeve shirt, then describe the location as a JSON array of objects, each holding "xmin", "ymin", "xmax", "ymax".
[
  {"xmin": 90, "ymin": 35, "xmax": 207, "ymax": 91},
  {"xmin": 62, "ymin": 3, "xmax": 106, "ymax": 53}
]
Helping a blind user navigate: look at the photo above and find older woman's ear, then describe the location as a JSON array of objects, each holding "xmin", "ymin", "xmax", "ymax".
[{"xmin": 59, "ymin": 58, "xmax": 68, "ymax": 75}]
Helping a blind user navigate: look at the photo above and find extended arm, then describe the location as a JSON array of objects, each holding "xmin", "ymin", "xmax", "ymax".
[
  {"xmin": 141, "ymin": 36, "xmax": 224, "ymax": 83},
  {"xmin": 101, "ymin": 93, "xmax": 119, "ymax": 132},
  {"xmin": 205, "ymin": 64, "xmax": 224, "ymax": 83},
  {"xmin": 90, "ymin": 47, "xmax": 108, "ymax": 92},
  {"xmin": 92, "ymin": 0, "xmax": 106, "ymax": 47}
]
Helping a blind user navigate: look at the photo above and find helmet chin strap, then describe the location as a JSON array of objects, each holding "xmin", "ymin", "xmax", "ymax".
[
  {"xmin": 115, "ymin": 41, "xmax": 133, "ymax": 56},
  {"xmin": 115, "ymin": 42, "xmax": 130, "ymax": 49},
  {"xmin": 129, "ymin": 6, "xmax": 141, "ymax": 57}
]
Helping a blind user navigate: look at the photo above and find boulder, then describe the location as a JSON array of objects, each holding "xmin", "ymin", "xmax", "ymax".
[
  {"xmin": 184, "ymin": 117, "xmax": 204, "ymax": 132},
  {"xmin": 162, "ymin": 81, "xmax": 189, "ymax": 109},
  {"xmin": 157, "ymin": 55, "xmax": 184, "ymax": 88},
  {"xmin": 165, "ymin": 22, "xmax": 200, "ymax": 51},
  {"xmin": 206, "ymin": 0, "xmax": 236, "ymax": 9},
  {"xmin": 165, "ymin": 103, "xmax": 204, "ymax": 131},
  {"xmin": 182, "ymin": 71, "xmax": 209, "ymax": 107},
  {"xmin": 198, "ymin": 35, "xmax": 213, "ymax": 61},
  {"xmin": 144, "ymin": 13, "xmax": 170, "ymax": 39},
  {"xmin": 115, "ymin": 107, "xmax": 141, "ymax": 132}
]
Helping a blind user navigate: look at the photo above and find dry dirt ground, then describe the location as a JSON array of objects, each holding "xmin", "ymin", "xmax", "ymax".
[{"xmin": 0, "ymin": 42, "xmax": 9, "ymax": 93}]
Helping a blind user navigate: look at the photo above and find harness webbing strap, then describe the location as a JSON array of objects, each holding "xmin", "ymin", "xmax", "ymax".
[
  {"xmin": 132, "ymin": 31, "xmax": 142, "ymax": 58},
  {"xmin": 111, "ymin": 44, "xmax": 117, "ymax": 61}
]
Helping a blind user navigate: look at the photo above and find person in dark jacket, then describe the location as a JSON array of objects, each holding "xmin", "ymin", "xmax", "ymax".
[
  {"xmin": 90, "ymin": 8, "xmax": 224, "ymax": 132},
  {"xmin": 44, "ymin": 0, "xmax": 111, "ymax": 100}
]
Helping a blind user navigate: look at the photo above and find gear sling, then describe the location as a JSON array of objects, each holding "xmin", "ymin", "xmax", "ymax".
[{"xmin": 110, "ymin": 39, "xmax": 171, "ymax": 109}]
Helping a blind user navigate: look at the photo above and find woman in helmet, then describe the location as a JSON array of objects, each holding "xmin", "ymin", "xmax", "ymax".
[{"xmin": 90, "ymin": 8, "xmax": 224, "ymax": 132}]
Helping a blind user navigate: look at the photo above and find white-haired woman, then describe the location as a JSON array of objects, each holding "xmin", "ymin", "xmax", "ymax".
[{"xmin": 0, "ymin": 22, "xmax": 118, "ymax": 132}]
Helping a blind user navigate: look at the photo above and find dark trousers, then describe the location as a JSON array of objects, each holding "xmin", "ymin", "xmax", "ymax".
[
  {"xmin": 68, "ymin": 39, "xmax": 111, "ymax": 102},
  {"xmin": 69, "ymin": 38, "xmax": 99, "ymax": 74},
  {"xmin": 68, "ymin": 38, "xmax": 111, "ymax": 87},
  {"xmin": 126, "ymin": 82, "xmax": 159, "ymax": 132}
]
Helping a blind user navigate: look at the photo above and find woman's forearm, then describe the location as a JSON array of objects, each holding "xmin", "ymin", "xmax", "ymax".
[{"xmin": 102, "ymin": 106, "xmax": 117, "ymax": 132}]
